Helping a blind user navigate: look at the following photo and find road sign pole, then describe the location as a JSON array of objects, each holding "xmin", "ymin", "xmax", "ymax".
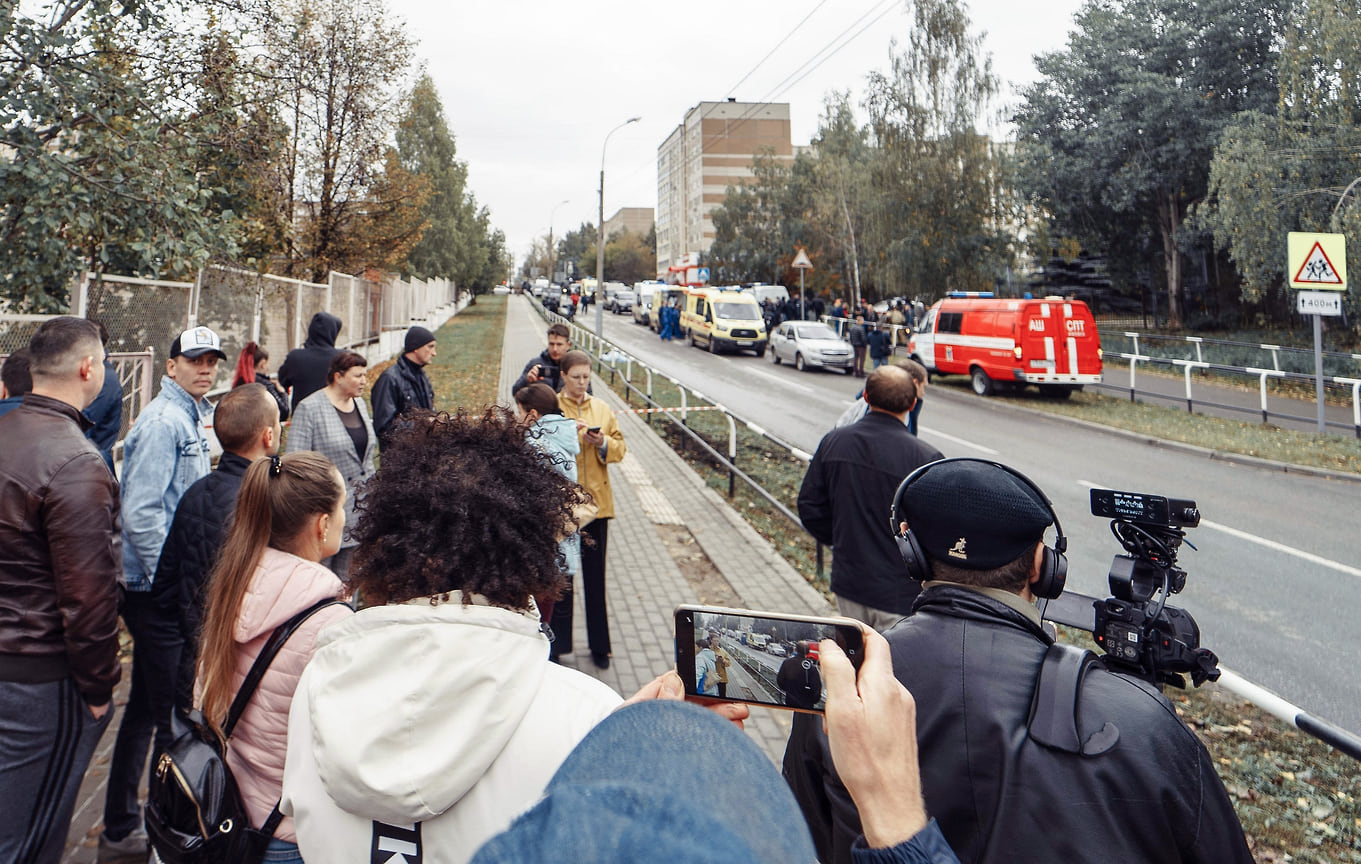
[
  {"xmin": 1314, "ymin": 312, "xmax": 1326, "ymax": 434},
  {"xmin": 800, "ymin": 269, "xmax": 805, "ymax": 320}
]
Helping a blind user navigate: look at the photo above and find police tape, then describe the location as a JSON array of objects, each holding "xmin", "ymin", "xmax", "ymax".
[{"xmin": 618, "ymin": 406, "xmax": 727, "ymax": 415}]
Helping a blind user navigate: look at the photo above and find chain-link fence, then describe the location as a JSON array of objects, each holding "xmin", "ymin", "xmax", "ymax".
[{"xmin": 0, "ymin": 313, "xmax": 57, "ymax": 355}]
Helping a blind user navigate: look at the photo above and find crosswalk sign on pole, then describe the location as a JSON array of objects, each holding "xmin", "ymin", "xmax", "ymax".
[{"xmin": 1288, "ymin": 232, "xmax": 1346, "ymax": 291}]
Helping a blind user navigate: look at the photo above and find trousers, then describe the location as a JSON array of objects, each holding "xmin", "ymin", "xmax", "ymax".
[
  {"xmin": 103, "ymin": 590, "xmax": 183, "ymax": 840},
  {"xmin": 0, "ymin": 678, "xmax": 112, "ymax": 864},
  {"xmin": 549, "ymin": 518, "xmax": 611, "ymax": 657}
]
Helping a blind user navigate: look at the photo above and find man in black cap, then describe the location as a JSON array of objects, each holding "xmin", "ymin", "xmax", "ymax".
[
  {"xmin": 798, "ymin": 364, "xmax": 942, "ymax": 631},
  {"xmin": 784, "ymin": 459, "xmax": 1253, "ymax": 864},
  {"xmin": 279, "ymin": 311, "xmax": 342, "ymax": 411},
  {"xmin": 371, "ymin": 324, "xmax": 436, "ymax": 445}
]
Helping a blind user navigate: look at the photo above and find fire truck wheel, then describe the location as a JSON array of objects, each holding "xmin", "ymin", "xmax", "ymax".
[{"xmin": 970, "ymin": 367, "xmax": 994, "ymax": 396}]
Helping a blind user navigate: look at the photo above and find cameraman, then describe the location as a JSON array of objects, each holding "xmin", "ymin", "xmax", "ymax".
[{"xmin": 783, "ymin": 459, "xmax": 1252, "ymax": 864}]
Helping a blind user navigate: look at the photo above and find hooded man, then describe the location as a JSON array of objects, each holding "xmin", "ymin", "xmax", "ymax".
[{"xmin": 279, "ymin": 311, "xmax": 342, "ymax": 411}]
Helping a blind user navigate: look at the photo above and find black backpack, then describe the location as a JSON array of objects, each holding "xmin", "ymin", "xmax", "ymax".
[{"xmin": 146, "ymin": 597, "xmax": 346, "ymax": 864}]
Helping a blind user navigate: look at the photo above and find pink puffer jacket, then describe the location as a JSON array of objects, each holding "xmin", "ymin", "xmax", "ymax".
[{"xmin": 224, "ymin": 548, "xmax": 351, "ymax": 841}]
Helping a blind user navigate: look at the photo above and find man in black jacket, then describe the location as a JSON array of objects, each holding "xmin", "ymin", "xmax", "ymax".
[
  {"xmin": 151, "ymin": 384, "xmax": 280, "ymax": 710},
  {"xmin": 371, "ymin": 325, "xmax": 437, "ymax": 444},
  {"xmin": 512, "ymin": 322, "xmax": 573, "ymax": 394},
  {"xmin": 798, "ymin": 365, "xmax": 942, "ymax": 631},
  {"xmin": 278, "ymin": 311, "xmax": 342, "ymax": 411},
  {"xmin": 784, "ymin": 460, "xmax": 1253, "ymax": 864}
]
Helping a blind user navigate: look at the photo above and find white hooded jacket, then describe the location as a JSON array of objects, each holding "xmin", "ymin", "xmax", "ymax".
[{"xmin": 281, "ymin": 594, "xmax": 622, "ymax": 864}]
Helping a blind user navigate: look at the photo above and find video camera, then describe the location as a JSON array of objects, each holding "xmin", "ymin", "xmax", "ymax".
[{"xmin": 1043, "ymin": 490, "xmax": 1221, "ymax": 690}]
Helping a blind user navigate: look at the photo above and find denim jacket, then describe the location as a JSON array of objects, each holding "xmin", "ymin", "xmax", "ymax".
[{"xmin": 120, "ymin": 377, "xmax": 213, "ymax": 591}]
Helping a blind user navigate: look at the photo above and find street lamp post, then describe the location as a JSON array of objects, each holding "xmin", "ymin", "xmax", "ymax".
[
  {"xmin": 548, "ymin": 198, "xmax": 569, "ymax": 285},
  {"xmin": 596, "ymin": 115, "xmax": 641, "ymax": 337}
]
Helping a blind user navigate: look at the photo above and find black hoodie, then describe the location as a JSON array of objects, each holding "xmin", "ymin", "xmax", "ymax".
[{"xmin": 279, "ymin": 312, "xmax": 342, "ymax": 410}]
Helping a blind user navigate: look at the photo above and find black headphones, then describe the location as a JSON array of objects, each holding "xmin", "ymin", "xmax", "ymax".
[{"xmin": 889, "ymin": 458, "xmax": 1068, "ymax": 599}]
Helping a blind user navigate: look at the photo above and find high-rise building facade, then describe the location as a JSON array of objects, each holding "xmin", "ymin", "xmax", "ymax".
[{"xmin": 656, "ymin": 100, "xmax": 792, "ymax": 278}]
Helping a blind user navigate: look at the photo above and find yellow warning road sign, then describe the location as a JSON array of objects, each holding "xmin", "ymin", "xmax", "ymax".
[
  {"xmin": 1287, "ymin": 232, "xmax": 1346, "ymax": 291},
  {"xmin": 791, "ymin": 248, "xmax": 813, "ymax": 270}
]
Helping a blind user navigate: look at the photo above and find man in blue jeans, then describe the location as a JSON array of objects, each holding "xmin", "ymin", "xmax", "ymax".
[
  {"xmin": 100, "ymin": 326, "xmax": 224, "ymax": 863},
  {"xmin": 0, "ymin": 318, "xmax": 122, "ymax": 864}
]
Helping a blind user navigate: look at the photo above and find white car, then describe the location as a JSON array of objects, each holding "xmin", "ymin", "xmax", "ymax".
[
  {"xmin": 492, "ymin": 285, "xmax": 511, "ymax": 295},
  {"xmin": 769, "ymin": 321, "xmax": 853, "ymax": 373},
  {"xmin": 766, "ymin": 643, "xmax": 789, "ymax": 657}
]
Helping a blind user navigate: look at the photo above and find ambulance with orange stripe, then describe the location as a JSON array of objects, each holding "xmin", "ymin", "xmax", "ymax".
[{"xmin": 907, "ymin": 292, "xmax": 1103, "ymax": 397}]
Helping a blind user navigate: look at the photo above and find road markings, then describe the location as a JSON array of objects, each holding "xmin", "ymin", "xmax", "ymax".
[
  {"xmin": 743, "ymin": 366, "xmax": 816, "ymax": 393},
  {"xmin": 1077, "ymin": 480, "xmax": 1361, "ymax": 579},
  {"xmin": 922, "ymin": 428, "xmax": 999, "ymax": 455}
]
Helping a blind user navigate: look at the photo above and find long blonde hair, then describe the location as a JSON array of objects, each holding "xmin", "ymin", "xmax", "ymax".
[{"xmin": 196, "ymin": 452, "xmax": 343, "ymax": 731}]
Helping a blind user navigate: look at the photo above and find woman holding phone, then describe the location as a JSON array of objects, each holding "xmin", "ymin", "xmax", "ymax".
[{"xmin": 555, "ymin": 350, "xmax": 626, "ymax": 668}]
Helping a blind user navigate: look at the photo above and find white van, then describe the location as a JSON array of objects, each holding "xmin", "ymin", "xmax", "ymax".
[
  {"xmin": 632, "ymin": 280, "xmax": 664, "ymax": 325},
  {"xmin": 750, "ymin": 284, "xmax": 790, "ymax": 307}
]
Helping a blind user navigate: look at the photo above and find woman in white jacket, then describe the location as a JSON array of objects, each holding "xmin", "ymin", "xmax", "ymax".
[{"xmin": 282, "ymin": 407, "xmax": 622, "ymax": 864}]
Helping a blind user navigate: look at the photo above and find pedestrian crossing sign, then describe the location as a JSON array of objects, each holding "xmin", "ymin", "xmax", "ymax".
[{"xmin": 1288, "ymin": 232, "xmax": 1346, "ymax": 291}]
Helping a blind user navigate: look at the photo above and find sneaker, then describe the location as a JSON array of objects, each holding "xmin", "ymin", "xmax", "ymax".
[{"xmin": 98, "ymin": 828, "xmax": 149, "ymax": 863}]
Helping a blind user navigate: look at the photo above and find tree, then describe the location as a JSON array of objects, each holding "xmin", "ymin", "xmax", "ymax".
[
  {"xmin": 862, "ymin": 0, "xmax": 1012, "ymax": 301},
  {"xmin": 397, "ymin": 72, "xmax": 469, "ymax": 282},
  {"xmin": 557, "ymin": 222, "xmax": 597, "ymax": 278},
  {"xmin": 708, "ymin": 151, "xmax": 791, "ymax": 284},
  {"xmin": 807, "ymin": 93, "xmax": 872, "ymax": 305},
  {"xmin": 1, "ymin": 0, "xmax": 249, "ymax": 310},
  {"xmin": 264, "ymin": 0, "xmax": 413, "ymax": 282},
  {"xmin": 1015, "ymin": 0, "xmax": 1286, "ymax": 326},
  {"xmin": 1195, "ymin": 0, "xmax": 1361, "ymax": 326}
]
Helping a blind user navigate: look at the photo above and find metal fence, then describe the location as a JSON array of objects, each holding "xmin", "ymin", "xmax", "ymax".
[{"xmin": 3, "ymin": 266, "xmax": 460, "ymax": 454}]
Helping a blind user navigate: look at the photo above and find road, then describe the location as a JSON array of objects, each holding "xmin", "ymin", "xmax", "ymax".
[{"xmin": 574, "ymin": 302, "xmax": 1361, "ymax": 735}]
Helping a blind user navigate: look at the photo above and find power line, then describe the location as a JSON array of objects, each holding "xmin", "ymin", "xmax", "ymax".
[{"xmin": 725, "ymin": 0, "xmax": 831, "ymax": 99}]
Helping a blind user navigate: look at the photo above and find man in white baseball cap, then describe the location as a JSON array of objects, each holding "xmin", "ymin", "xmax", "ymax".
[{"xmin": 99, "ymin": 325, "xmax": 225, "ymax": 862}]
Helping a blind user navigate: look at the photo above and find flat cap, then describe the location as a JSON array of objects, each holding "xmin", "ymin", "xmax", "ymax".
[{"xmin": 898, "ymin": 460, "xmax": 1053, "ymax": 570}]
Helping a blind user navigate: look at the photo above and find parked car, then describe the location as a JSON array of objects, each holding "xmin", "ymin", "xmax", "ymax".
[
  {"xmin": 492, "ymin": 285, "xmax": 511, "ymax": 295},
  {"xmin": 680, "ymin": 287, "xmax": 768, "ymax": 355},
  {"xmin": 609, "ymin": 288, "xmax": 636, "ymax": 314},
  {"xmin": 769, "ymin": 321, "xmax": 853, "ymax": 373},
  {"xmin": 632, "ymin": 280, "xmax": 664, "ymax": 325},
  {"xmin": 766, "ymin": 643, "xmax": 788, "ymax": 657}
]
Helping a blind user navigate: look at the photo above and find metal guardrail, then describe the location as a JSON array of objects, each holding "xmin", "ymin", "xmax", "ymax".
[
  {"xmin": 1102, "ymin": 330, "xmax": 1361, "ymax": 374},
  {"xmin": 1098, "ymin": 352, "xmax": 1361, "ymax": 437}
]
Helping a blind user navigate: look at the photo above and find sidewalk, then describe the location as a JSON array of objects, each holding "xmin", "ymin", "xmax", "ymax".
[{"xmin": 500, "ymin": 295, "xmax": 832, "ymax": 761}]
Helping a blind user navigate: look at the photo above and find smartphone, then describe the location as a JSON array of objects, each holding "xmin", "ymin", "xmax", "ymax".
[
  {"xmin": 586, "ymin": 426, "xmax": 601, "ymax": 434},
  {"xmin": 674, "ymin": 604, "xmax": 864, "ymax": 714}
]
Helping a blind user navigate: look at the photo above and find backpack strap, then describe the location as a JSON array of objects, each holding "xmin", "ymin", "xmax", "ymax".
[
  {"xmin": 1026, "ymin": 642, "xmax": 1120, "ymax": 756},
  {"xmin": 222, "ymin": 597, "xmax": 349, "ymax": 738}
]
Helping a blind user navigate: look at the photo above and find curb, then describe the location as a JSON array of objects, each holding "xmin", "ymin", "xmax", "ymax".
[{"xmin": 928, "ymin": 385, "xmax": 1361, "ymax": 486}]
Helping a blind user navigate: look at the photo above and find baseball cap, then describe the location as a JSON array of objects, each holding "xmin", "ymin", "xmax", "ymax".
[
  {"xmin": 471, "ymin": 700, "xmax": 816, "ymax": 863},
  {"xmin": 169, "ymin": 326, "xmax": 226, "ymax": 361},
  {"xmin": 897, "ymin": 459, "xmax": 1054, "ymax": 570}
]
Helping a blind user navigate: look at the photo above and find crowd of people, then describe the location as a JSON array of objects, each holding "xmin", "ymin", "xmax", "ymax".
[{"xmin": 0, "ymin": 310, "xmax": 1255, "ymax": 864}]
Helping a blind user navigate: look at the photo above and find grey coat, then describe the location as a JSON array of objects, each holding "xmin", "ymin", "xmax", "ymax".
[{"xmin": 287, "ymin": 389, "xmax": 377, "ymax": 548}]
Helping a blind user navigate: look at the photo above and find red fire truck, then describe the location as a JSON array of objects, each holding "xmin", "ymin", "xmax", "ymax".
[{"xmin": 907, "ymin": 293, "xmax": 1103, "ymax": 397}]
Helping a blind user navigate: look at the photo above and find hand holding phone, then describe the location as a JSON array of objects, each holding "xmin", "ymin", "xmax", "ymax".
[
  {"xmin": 674, "ymin": 605, "xmax": 863, "ymax": 714},
  {"xmin": 822, "ymin": 626, "xmax": 927, "ymax": 848}
]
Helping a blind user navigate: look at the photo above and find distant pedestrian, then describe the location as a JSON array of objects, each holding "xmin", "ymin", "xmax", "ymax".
[
  {"xmin": 695, "ymin": 635, "xmax": 719, "ymax": 696},
  {"xmin": 710, "ymin": 634, "xmax": 732, "ymax": 698},
  {"xmin": 0, "ymin": 317, "xmax": 121, "ymax": 864},
  {"xmin": 868, "ymin": 323, "xmax": 892, "ymax": 369},
  {"xmin": 278, "ymin": 311, "xmax": 342, "ymax": 412},
  {"xmin": 103, "ymin": 325, "xmax": 225, "ymax": 861},
  {"xmin": 288, "ymin": 351, "xmax": 377, "ymax": 580},
  {"xmin": 370, "ymin": 325, "xmax": 436, "ymax": 446},
  {"xmin": 0, "ymin": 347, "xmax": 32, "ymax": 420},
  {"xmin": 849, "ymin": 315, "xmax": 868, "ymax": 378},
  {"xmin": 232, "ymin": 340, "xmax": 291, "ymax": 422},
  {"xmin": 798, "ymin": 364, "xmax": 942, "ymax": 631},
  {"xmin": 83, "ymin": 320, "xmax": 123, "ymax": 474}
]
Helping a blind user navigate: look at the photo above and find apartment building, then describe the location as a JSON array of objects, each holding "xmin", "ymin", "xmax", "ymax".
[
  {"xmin": 656, "ymin": 100, "xmax": 793, "ymax": 278},
  {"xmin": 603, "ymin": 207, "xmax": 655, "ymax": 242}
]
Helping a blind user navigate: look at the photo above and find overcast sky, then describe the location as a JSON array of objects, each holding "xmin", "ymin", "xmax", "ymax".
[{"xmin": 385, "ymin": 0, "xmax": 1087, "ymax": 269}]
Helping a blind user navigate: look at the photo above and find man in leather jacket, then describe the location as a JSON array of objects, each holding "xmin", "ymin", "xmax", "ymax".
[
  {"xmin": 0, "ymin": 317, "xmax": 122, "ymax": 864},
  {"xmin": 784, "ymin": 459, "xmax": 1253, "ymax": 864},
  {"xmin": 370, "ymin": 325, "xmax": 437, "ymax": 445}
]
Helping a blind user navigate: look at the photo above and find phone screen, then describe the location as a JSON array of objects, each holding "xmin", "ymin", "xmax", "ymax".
[{"xmin": 674, "ymin": 605, "xmax": 863, "ymax": 713}]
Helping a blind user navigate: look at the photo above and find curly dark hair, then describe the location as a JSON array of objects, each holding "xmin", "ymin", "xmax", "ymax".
[{"xmin": 349, "ymin": 406, "xmax": 579, "ymax": 609}]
